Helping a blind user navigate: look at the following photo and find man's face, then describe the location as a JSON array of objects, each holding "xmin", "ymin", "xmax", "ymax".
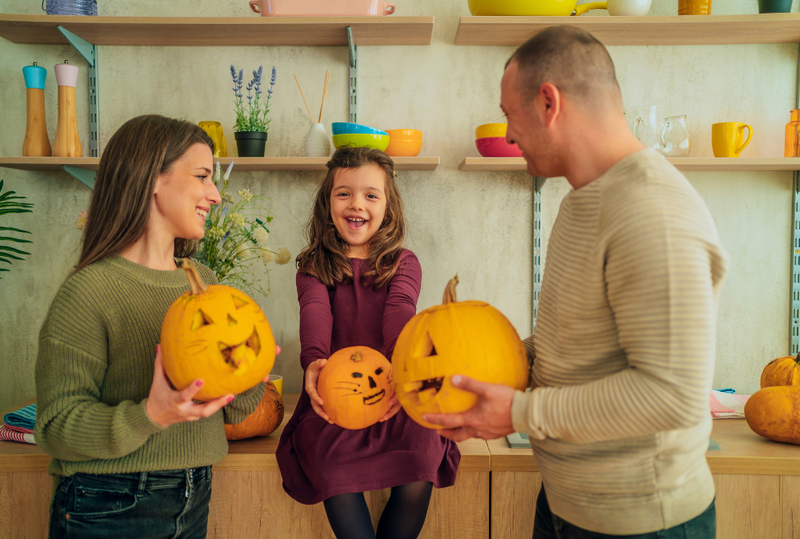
[{"xmin": 500, "ymin": 61, "xmax": 558, "ymax": 179}]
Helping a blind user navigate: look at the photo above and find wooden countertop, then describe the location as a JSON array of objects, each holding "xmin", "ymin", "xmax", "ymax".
[
  {"xmin": 0, "ymin": 394, "xmax": 490, "ymax": 473},
  {"xmin": 487, "ymin": 419, "xmax": 800, "ymax": 476}
]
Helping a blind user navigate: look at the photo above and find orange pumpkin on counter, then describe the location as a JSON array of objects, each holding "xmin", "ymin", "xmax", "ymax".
[
  {"xmin": 392, "ymin": 275, "xmax": 529, "ymax": 429},
  {"xmin": 160, "ymin": 259, "xmax": 275, "ymax": 401},
  {"xmin": 744, "ymin": 385, "xmax": 800, "ymax": 445},
  {"xmin": 225, "ymin": 381, "xmax": 284, "ymax": 440},
  {"xmin": 318, "ymin": 346, "xmax": 395, "ymax": 430},
  {"xmin": 760, "ymin": 352, "xmax": 800, "ymax": 388}
]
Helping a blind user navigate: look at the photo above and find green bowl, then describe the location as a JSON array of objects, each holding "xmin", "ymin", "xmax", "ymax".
[{"xmin": 332, "ymin": 133, "xmax": 390, "ymax": 152}]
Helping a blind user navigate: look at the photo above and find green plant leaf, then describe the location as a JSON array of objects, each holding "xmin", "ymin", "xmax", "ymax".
[{"xmin": 0, "ymin": 236, "xmax": 32, "ymax": 244}]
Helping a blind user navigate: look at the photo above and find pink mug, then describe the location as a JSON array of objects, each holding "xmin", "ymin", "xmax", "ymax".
[{"xmin": 249, "ymin": 0, "xmax": 395, "ymax": 16}]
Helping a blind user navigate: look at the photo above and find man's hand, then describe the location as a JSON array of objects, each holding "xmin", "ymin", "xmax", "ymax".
[{"xmin": 423, "ymin": 375, "xmax": 517, "ymax": 442}]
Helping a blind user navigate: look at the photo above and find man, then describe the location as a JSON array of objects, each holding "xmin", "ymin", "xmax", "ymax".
[{"xmin": 424, "ymin": 26, "xmax": 729, "ymax": 538}]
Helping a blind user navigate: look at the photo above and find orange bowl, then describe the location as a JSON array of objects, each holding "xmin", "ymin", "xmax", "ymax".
[
  {"xmin": 475, "ymin": 123, "xmax": 508, "ymax": 139},
  {"xmin": 385, "ymin": 129, "xmax": 423, "ymax": 140},
  {"xmin": 385, "ymin": 138, "xmax": 423, "ymax": 157}
]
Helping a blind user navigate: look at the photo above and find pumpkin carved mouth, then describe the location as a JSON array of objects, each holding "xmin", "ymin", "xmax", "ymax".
[
  {"xmin": 218, "ymin": 329, "xmax": 261, "ymax": 376},
  {"xmin": 403, "ymin": 377, "xmax": 444, "ymax": 405},
  {"xmin": 363, "ymin": 389, "xmax": 386, "ymax": 405}
]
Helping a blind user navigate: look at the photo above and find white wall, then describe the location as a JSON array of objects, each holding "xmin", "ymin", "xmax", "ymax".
[{"xmin": 0, "ymin": 0, "xmax": 796, "ymax": 411}]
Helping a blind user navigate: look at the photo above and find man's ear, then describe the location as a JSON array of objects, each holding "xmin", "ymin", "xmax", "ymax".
[{"xmin": 538, "ymin": 82, "xmax": 562, "ymax": 129}]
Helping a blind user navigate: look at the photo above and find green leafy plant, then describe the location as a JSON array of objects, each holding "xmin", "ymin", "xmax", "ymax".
[
  {"xmin": 192, "ymin": 161, "xmax": 291, "ymax": 298},
  {"xmin": 0, "ymin": 179, "xmax": 33, "ymax": 279}
]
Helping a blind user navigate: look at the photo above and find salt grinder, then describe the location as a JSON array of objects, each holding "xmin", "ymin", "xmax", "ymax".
[
  {"xmin": 22, "ymin": 62, "xmax": 52, "ymax": 156},
  {"xmin": 53, "ymin": 60, "xmax": 82, "ymax": 157}
]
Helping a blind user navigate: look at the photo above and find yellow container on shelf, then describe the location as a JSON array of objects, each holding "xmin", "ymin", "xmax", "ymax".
[
  {"xmin": 475, "ymin": 123, "xmax": 508, "ymax": 139},
  {"xmin": 198, "ymin": 121, "xmax": 227, "ymax": 158},
  {"xmin": 786, "ymin": 110, "xmax": 800, "ymax": 157}
]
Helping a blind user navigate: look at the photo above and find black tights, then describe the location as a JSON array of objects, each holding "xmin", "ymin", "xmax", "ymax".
[{"xmin": 322, "ymin": 481, "xmax": 434, "ymax": 539}]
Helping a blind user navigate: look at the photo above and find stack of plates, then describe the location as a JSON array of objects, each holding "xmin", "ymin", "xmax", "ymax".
[{"xmin": 45, "ymin": 0, "xmax": 98, "ymax": 16}]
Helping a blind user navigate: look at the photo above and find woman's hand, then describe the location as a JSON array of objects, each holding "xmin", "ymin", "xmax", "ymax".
[
  {"xmin": 379, "ymin": 393, "xmax": 401, "ymax": 423},
  {"xmin": 305, "ymin": 358, "xmax": 332, "ymax": 424},
  {"xmin": 146, "ymin": 345, "xmax": 233, "ymax": 428}
]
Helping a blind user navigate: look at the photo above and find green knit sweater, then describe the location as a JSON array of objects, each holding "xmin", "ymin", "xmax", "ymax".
[{"xmin": 34, "ymin": 254, "xmax": 265, "ymax": 477}]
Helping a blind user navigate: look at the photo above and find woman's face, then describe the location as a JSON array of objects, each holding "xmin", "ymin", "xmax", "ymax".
[
  {"xmin": 329, "ymin": 164, "xmax": 387, "ymax": 259},
  {"xmin": 152, "ymin": 142, "xmax": 220, "ymax": 241}
]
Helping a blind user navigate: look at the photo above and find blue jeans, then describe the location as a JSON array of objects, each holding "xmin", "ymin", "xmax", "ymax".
[
  {"xmin": 49, "ymin": 466, "xmax": 212, "ymax": 539},
  {"xmin": 533, "ymin": 487, "xmax": 716, "ymax": 539}
]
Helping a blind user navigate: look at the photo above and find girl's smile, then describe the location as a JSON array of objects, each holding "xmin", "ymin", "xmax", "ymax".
[{"xmin": 330, "ymin": 164, "xmax": 387, "ymax": 259}]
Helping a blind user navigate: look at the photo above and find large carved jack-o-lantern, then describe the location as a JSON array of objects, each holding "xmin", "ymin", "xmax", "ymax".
[
  {"xmin": 392, "ymin": 275, "xmax": 529, "ymax": 429},
  {"xmin": 225, "ymin": 381, "xmax": 285, "ymax": 440},
  {"xmin": 161, "ymin": 259, "xmax": 275, "ymax": 401},
  {"xmin": 318, "ymin": 346, "xmax": 395, "ymax": 430}
]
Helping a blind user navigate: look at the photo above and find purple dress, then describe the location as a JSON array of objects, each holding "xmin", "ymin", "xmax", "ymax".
[{"xmin": 276, "ymin": 250, "xmax": 460, "ymax": 505}]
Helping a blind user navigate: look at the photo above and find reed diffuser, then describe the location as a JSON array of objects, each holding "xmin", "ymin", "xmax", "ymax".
[{"xmin": 295, "ymin": 71, "xmax": 332, "ymax": 157}]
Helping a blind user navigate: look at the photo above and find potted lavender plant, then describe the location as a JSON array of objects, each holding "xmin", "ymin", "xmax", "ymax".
[{"xmin": 231, "ymin": 65, "xmax": 276, "ymax": 157}]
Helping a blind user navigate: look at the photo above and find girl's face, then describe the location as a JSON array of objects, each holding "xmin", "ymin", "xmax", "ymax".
[
  {"xmin": 152, "ymin": 142, "xmax": 220, "ymax": 241},
  {"xmin": 330, "ymin": 164, "xmax": 387, "ymax": 259}
]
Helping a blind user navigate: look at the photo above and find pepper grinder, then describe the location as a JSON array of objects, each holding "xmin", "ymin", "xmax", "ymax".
[
  {"xmin": 22, "ymin": 62, "xmax": 52, "ymax": 156},
  {"xmin": 53, "ymin": 60, "xmax": 82, "ymax": 157}
]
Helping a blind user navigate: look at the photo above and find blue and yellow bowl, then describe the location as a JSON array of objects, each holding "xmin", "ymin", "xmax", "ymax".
[
  {"xmin": 331, "ymin": 122, "xmax": 388, "ymax": 137},
  {"xmin": 332, "ymin": 133, "xmax": 390, "ymax": 151}
]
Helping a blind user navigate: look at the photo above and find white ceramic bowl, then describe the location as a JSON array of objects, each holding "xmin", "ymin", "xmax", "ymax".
[{"xmin": 607, "ymin": 0, "xmax": 651, "ymax": 16}]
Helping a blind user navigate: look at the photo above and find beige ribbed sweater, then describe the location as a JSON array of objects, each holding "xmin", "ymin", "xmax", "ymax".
[
  {"xmin": 511, "ymin": 149, "xmax": 729, "ymax": 535},
  {"xmin": 34, "ymin": 254, "xmax": 265, "ymax": 477}
]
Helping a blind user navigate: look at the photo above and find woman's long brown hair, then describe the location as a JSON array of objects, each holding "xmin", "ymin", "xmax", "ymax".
[
  {"xmin": 296, "ymin": 146, "xmax": 406, "ymax": 289},
  {"xmin": 73, "ymin": 115, "xmax": 214, "ymax": 275}
]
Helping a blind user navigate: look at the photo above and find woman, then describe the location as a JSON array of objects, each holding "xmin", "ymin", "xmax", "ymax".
[{"xmin": 34, "ymin": 114, "xmax": 272, "ymax": 539}]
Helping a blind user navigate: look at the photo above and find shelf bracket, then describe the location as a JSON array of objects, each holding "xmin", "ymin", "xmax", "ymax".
[
  {"xmin": 347, "ymin": 26, "xmax": 358, "ymax": 124},
  {"xmin": 57, "ymin": 26, "xmax": 99, "ymax": 158},
  {"xmin": 792, "ymin": 42, "xmax": 800, "ymax": 355},
  {"xmin": 62, "ymin": 166, "xmax": 96, "ymax": 190},
  {"xmin": 531, "ymin": 176, "xmax": 546, "ymax": 333}
]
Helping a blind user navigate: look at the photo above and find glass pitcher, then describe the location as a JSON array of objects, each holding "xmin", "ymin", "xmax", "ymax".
[
  {"xmin": 627, "ymin": 105, "xmax": 661, "ymax": 152},
  {"xmin": 660, "ymin": 115, "xmax": 691, "ymax": 157}
]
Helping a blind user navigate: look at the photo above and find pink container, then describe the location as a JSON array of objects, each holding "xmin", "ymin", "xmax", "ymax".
[
  {"xmin": 475, "ymin": 137, "xmax": 523, "ymax": 158},
  {"xmin": 250, "ymin": 0, "xmax": 396, "ymax": 16}
]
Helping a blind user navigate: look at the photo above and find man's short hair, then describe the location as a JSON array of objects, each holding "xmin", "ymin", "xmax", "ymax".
[{"xmin": 508, "ymin": 26, "xmax": 621, "ymax": 106}]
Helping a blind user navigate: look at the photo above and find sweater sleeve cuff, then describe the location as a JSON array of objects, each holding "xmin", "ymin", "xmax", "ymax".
[
  {"xmin": 136, "ymin": 399, "xmax": 168, "ymax": 435},
  {"xmin": 511, "ymin": 390, "xmax": 547, "ymax": 441}
]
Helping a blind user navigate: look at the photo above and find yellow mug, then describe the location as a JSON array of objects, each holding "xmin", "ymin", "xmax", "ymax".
[
  {"xmin": 269, "ymin": 374, "xmax": 283, "ymax": 397},
  {"xmin": 198, "ymin": 121, "xmax": 227, "ymax": 158},
  {"xmin": 712, "ymin": 122, "xmax": 753, "ymax": 158}
]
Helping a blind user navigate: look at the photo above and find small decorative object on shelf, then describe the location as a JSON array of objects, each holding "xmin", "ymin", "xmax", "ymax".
[
  {"xmin": 53, "ymin": 60, "xmax": 82, "ymax": 157},
  {"xmin": 660, "ymin": 115, "xmax": 691, "ymax": 158},
  {"xmin": 231, "ymin": 65, "xmax": 276, "ymax": 157},
  {"xmin": 0, "ymin": 179, "xmax": 33, "ymax": 279},
  {"xmin": 249, "ymin": 0, "xmax": 395, "ymax": 17},
  {"xmin": 22, "ymin": 62, "xmax": 51, "ymax": 157},
  {"xmin": 198, "ymin": 121, "xmax": 227, "ymax": 158},
  {"xmin": 712, "ymin": 122, "xmax": 753, "ymax": 158},
  {"xmin": 785, "ymin": 110, "xmax": 800, "ymax": 157},
  {"xmin": 294, "ymin": 71, "xmax": 332, "ymax": 157},
  {"xmin": 43, "ymin": 0, "xmax": 98, "ymax": 16},
  {"xmin": 678, "ymin": 0, "xmax": 711, "ymax": 15},
  {"xmin": 193, "ymin": 160, "xmax": 292, "ymax": 299},
  {"xmin": 758, "ymin": 0, "xmax": 792, "ymax": 13}
]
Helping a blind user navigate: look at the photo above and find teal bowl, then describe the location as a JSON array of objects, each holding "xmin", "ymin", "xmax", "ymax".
[
  {"xmin": 331, "ymin": 122, "xmax": 388, "ymax": 137},
  {"xmin": 332, "ymin": 133, "xmax": 390, "ymax": 152}
]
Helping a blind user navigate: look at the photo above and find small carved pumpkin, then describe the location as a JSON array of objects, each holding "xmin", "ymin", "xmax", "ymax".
[
  {"xmin": 744, "ymin": 385, "xmax": 800, "ymax": 445},
  {"xmin": 318, "ymin": 346, "xmax": 395, "ymax": 430},
  {"xmin": 761, "ymin": 353, "xmax": 800, "ymax": 388},
  {"xmin": 225, "ymin": 381, "xmax": 285, "ymax": 440},
  {"xmin": 393, "ymin": 275, "xmax": 528, "ymax": 429},
  {"xmin": 160, "ymin": 259, "xmax": 275, "ymax": 401}
]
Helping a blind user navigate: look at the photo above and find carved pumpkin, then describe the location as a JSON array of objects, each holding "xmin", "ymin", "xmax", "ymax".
[
  {"xmin": 744, "ymin": 385, "xmax": 800, "ymax": 445},
  {"xmin": 160, "ymin": 259, "xmax": 276, "ymax": 401},
  {"xmin": 318, "ymin": 346, "xmax": 395, "ymax": 430},
  {"xmin": 392, "ymin": 275, "xmax": 528, "ymax": 429},
  {"xmin": 225, "ymin": 381, "xmax": 285, "ymax": 440},
  {"xmin": 761, "ymin": 353, "xmax": 800, "ymax": 388}
]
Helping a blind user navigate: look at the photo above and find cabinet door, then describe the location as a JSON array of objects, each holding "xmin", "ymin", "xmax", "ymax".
[
  {"xmin": 491, "ymin": 471, "xmax": 542, "ymax": 539},
  {"xmin": 713, "ymin": 474, "xmax": 781, "ymax": 539}
]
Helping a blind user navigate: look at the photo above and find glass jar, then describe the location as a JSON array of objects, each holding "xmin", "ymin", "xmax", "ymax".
[
  {"xmin": 660, "ymin": 115, "xmax": 691, "ymax": 158},
  {"xmin": 198, "ymin": 121, "xmax": 227, "ymax": 158},
  {"xmin": 785, "ymin": 110, "xmax": 800, "ymax": 157}
]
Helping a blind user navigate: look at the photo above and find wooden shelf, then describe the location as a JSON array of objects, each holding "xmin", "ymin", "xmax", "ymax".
[
  {"xmin": 455, "ymin": 14, "xmax": 800, "ymax": 46},
  {"xmin": 0, "ymin": 156, "xmax": 440, "ymax": 172},
  {"xmin": 459, "ymin": 157, "xmax": 800, "ymax": 172},
  {"xmin": 0, "ymin": 14, "xmax": 434, "ymax": 46}
]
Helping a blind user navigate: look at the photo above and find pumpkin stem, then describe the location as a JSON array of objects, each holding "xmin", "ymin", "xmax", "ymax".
[
  {"xmin": 351, "ymin": 350, "xmax": 362, "ymax": 362},
  {"xmin": 177, "ymin": 258, "xmax": 208, "ymax": 295},
  {"xmin": 443, "ymin": 275, "xmax": 459, "ymax": 305}
]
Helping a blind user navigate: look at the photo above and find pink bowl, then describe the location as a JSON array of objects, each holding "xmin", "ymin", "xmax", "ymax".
[
  {"xmin": 475, "ymin": 137, "xmax": 523, "ymax": 158},
  {"xmin": 250, "ymin": 0, "xmax": 395, "ymax": 16}
]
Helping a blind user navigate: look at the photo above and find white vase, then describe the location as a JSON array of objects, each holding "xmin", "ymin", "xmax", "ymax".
[{"xmin": 304, "ymin": 123, "xmax": 331, "ymax": 157}]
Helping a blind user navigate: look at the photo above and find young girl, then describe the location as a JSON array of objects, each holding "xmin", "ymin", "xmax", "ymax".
[
  {"xmin": 35, "ymin": 114, "xmax": 273, "ymax": 539},
  {"xmin": 276, "ymin": 146, "xmax": 460, "ymax": 539}
]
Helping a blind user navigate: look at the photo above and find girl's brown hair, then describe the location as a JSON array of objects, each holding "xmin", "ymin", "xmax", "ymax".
[
  {"xmin": 296, "ymin": 146, "xmax": 406, "ymax": 289},
  {"xmin": 74, "ymin": 114, "xmax": 214, "ymax": 275}
]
